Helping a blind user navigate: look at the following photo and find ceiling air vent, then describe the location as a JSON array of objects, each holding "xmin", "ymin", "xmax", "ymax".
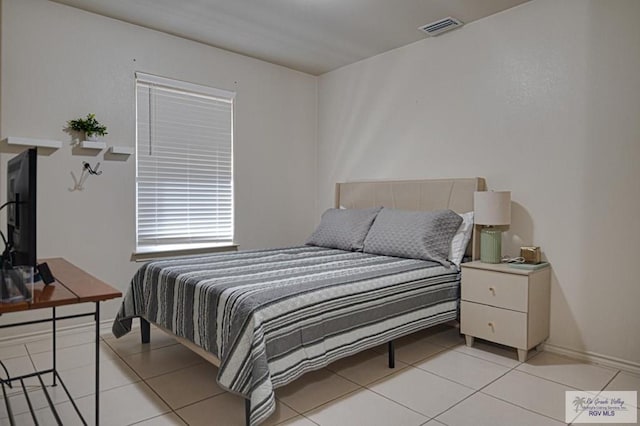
[{"xmin": 419, "ymin": 17, "xmax": 464, "ymax": 37}]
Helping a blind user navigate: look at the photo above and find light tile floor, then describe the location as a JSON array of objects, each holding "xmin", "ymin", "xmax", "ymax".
[{"xmin": 0, "ymin": 323, "xmax": 638, "ymax": 425}]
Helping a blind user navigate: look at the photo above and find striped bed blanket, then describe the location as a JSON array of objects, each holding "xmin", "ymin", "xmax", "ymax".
[{"xmin": 112, "ymin": 246, "xmax": 460, "ymax": 425}]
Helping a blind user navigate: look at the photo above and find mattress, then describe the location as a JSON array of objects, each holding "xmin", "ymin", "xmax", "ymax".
[{"xmin": 113, "ymin": 246, "xmax": 460, "ymax": 425}]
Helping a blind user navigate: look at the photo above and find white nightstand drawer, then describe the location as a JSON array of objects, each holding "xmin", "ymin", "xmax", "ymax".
[
  {"xmin": 460, "ymin": 301, "xmax": 527, "ymax": 349},
  {"xmin": 461, "ymin": 267, "xmax": 528, "ymax": 311}
]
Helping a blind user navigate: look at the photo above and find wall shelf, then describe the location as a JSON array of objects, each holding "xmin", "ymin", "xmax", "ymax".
[
  {"xmin": 2, "ymin": 136, "xmax": 62, "ymax": 149},
  {"xmin": 107, "ymin": 146, "xmax": 133, "ymax": 155},
  {"xmin": 80, "ymin": 141, "xmax": 107, "ymax": 150}
]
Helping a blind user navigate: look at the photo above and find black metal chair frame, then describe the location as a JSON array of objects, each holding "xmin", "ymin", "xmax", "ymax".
[{"xmin": 0, "ymin": 304, "xmax": 101, "ymax": 426}]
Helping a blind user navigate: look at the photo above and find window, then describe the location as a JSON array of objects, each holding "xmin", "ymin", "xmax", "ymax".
[{"xmin": 135, "ymin": 73, "xmax": 234, "ymax": 253}]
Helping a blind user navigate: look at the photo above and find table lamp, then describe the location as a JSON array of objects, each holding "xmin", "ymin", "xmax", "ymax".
[{"xmin": 474, "ymin": 191, "xmax": 511, "ymax": 263}]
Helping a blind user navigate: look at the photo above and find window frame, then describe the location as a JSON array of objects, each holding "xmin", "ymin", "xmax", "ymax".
[{"xmin": 132, "ymin": 72, "xmax": 236, "ymax": 259}]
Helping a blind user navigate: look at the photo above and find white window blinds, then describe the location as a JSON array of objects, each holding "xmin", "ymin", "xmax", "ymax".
[{"xmin": 135, "ymin": 72, "xmax": 234, "ymax": 252}]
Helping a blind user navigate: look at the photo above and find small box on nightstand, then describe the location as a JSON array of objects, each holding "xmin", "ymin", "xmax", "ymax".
[{"xmin": 520, "ymin": 246, "xmax": 541, "ymax": 264}]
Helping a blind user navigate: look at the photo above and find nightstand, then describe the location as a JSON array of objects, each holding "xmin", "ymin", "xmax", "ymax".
[{"xmin": 460, "ymin": 261, "xmax": 550, "ymax": 362}]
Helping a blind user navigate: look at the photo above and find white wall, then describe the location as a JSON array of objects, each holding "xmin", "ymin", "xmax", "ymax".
[
  {"xmin": 317, "ymin": 0, "xmax": 640, "ymax": 367},
  {"xmin": 0, "ymin": 0, "xmax": 317, "ymax": 332}
]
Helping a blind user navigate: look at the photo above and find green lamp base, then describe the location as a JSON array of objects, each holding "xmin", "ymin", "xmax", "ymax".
[{"xmin": 480, "ymin": 228, "xmax": 502, "ymax": 264}]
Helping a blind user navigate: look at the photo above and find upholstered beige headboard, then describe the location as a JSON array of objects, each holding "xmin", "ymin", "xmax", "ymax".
[{"xmin": 335, "ymin": 178, "xmax": 487, "ymax": 260}]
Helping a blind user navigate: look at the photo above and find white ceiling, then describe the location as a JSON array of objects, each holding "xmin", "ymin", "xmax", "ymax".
[{"xmin": 51, "ymin": 0, "xmax": 530, "ymax": 75}]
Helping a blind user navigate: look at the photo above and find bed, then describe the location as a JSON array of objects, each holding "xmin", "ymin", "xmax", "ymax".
[{"xmin": 113, "ymin": 177, "xmax": 486, "ymax": 425}]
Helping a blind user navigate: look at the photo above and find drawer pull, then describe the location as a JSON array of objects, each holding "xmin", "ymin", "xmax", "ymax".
[
  {"xmin": 488, "ymin": 286, "xmax": 496, "ymax": 295},
  {"xmin": 488, "ymin": 321, "xmax": 495, "ymax": 331}
]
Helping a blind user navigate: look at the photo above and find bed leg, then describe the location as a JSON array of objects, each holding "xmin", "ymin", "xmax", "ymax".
[
  {"xmin": 388, "ymin": 340, "xmax": 395, "ymax": 368},
  {"xmin": 245, "ymin": 398, "xmax": 251, "ymax": 426},
  {"xmin": 140, "ymin": 318, "xmax": 150, "ymax": 344}
]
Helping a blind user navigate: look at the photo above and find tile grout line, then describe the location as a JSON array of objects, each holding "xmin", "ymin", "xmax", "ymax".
[
  {"xmin": 0, "ymin": 325, "xmax": 102, "ymax": 349},
  {"xmin": 429, "ymin": 348, "xmax": 581, "ymax": 425},
  {"xmin": 5, "ymin": 337, "xmax": 94, "ymax": 420},
  {"xmin": 472, "ymin": 351, "xmax": 586, "ymax": 424},
  {"xmin": 276, "ymin": 397, "xmax": 304, "ymax": 417},
  {"xmin": 328, "ymin": 360, "xmax": 412, "ymax": 388},
  {"xmin": 103, "ymin": 328, "xmax": 302, "ymax": 426},
  {"xmin": 363, "ymin": 386, "xmax": 433, "ymax": 422},
  {"xmin": 125, "ymin": 411, "xmax": 182, "ymax": 426},
  {"xmin": 426, "ymin": 356, "xmax": 522, "ymax": 422},
  {"xmin": 121, "ymin": 359, "xmax": 206, "ymax": 382},
  {"xmin": 168, "ymin": 403, "xmax": 191, "ymax": 426},
  {"xmin": 299, "ymin": 387, "xmax": 377, "ymax": 420},
  {"xmin": 24, "ymin": 342, "xmax": 39, "ymax": 374},
  {"xmin": 513, "ymin": 367, "xmax": 615, "ymax": 395},
  {"xmin": 450, "ymin": 343, "xmax": 540, "ymax": 368},
  {"xmin": 292, "ymin": 364, "xmax": 436, "ymax": 421},
  {"xmin": 359, "ymin": 365, "xmax": 447, "ymax": 421},
  {"xmin": 107, "ymin": 329, "xmax": 303, "ymax": 426},
  {"xmin": 108, "ymin": 339, "xmax": 204, "ymax": 381},
  {"xmin": 20, "ymin": 326, "xmax": 625, "ymax": 426},
  {"xmin": 272, "ymin": 330, "xmax": 496, "ymax": 425},
  {"xmin": 10, "ymin": 331, "xmax": 323, "ymax": 425},
  {"xmin": 68, "ymin": 334, "xmax": 175, "ymax": 425},
  {"xmin": 103, "ymin": 334, "xmax": 197, "ymax": 425},
  {"xmin": 275, "ymin": 412, "xmax": 321, "ymax": 426},
  {"xmin": 0, "ymin": 343, "xmax": 30, "ymax": 363},
  {"xmin": 408, "ymin": 345, "xmax": 527, "ymax": 388},
  {"xmin": 23, "ymin": 330, "xmax": 106, "ymax": 355},
  {"xmin": 296, "ymin": 374, "xmax": 367, "ymax": 415},
  {"xmin": 565, "ymin": 370, "xmax": 625, "ymax": 426},
  {"xmin": 479, "ymin": 389, "xmax": 573, "ymax": 424},
  {"xmin": 599, "ymin": 369, "xmax": 620, "ymax": 391},
  {"xmin": 165, "ymin": 390, "xmax": 227, "ymax": 412},
  {"xmin": 320, "ymin": 337, "xmax": 530, "ymax": 423},
  {"xmin": 173, "ymin": 411, "xmax": 190, "ymax": 426},
  {"xmin": 113, "ymin": 373, "xmax": 174, "ymax": 423},
  {"xmin": 479, "ymin": 389, "xmax": 576, "ymax": 425},
  {"xmin": 24, "ymin": 336, "xmax": 155, "ymax": 422},
  {"xmin": 364, "ymin": 336, "xmax": 532, "ymax": 423},
  {"xmin": 325, "ymin": 350, "xmax": 464, "ymax": 422}
]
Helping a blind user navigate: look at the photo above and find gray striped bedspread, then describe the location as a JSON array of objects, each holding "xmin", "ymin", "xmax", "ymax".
[{"xmin": 112, "ymin": 246, "xmax": 460, "ymax": 425}]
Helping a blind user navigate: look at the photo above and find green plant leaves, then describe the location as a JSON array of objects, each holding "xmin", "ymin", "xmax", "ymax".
[{"xmin": 66, "ymin": 113, "xmax": 108, "ymax": 136}]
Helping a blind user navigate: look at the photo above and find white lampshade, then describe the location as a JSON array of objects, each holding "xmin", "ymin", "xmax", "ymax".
[{"xmin": 474, "ymin": 191, "xmax": 511, "ymax": 226}]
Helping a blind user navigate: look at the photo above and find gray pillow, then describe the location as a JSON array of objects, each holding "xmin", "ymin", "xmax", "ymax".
[
  {"xmin": 306, "ymin": 207, "xmax": 382, "ymax": 251},
  {"xmin": 362, "ymin": 208, "xmax": 463, "ymax": 266}
]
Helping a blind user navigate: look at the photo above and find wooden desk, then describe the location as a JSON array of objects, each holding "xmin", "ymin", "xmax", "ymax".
[{"xmin": 0, "ymin": 258, "xmax": 122, "ymax": 425}]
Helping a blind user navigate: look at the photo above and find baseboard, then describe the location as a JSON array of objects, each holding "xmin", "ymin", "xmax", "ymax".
[{"xmin": 543, "ymin": 342, "xmax": 640, "ymax": 375}]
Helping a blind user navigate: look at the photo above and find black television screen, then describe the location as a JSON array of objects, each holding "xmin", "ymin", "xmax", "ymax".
[{"xmin": 7, "ymin": 148, "xmax": 37, "ymax": 268}]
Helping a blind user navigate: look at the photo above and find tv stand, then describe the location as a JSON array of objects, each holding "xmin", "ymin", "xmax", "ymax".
[{"xmin": 0, "ymin": 258, "xmax": 121, "ymax": 425}]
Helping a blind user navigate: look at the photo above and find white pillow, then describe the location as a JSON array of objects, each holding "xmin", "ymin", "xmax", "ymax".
[{"xmin": 449, "ymin": 211, "xmax": 474, "ymax": 267}]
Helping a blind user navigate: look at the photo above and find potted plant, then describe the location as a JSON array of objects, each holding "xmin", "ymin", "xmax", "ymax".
[{"xmin": 67, "ymin": 113, "xmax": 108, "ymax": 141}]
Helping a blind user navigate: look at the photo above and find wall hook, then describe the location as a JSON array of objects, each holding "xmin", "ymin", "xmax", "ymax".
[
  {"xmin": 83, "ymin": 162, "xmax": 102, "ymax": 175},
  {"xmin": 69, "ymin": 162, "xmax": 102, "ymax": 191}
]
